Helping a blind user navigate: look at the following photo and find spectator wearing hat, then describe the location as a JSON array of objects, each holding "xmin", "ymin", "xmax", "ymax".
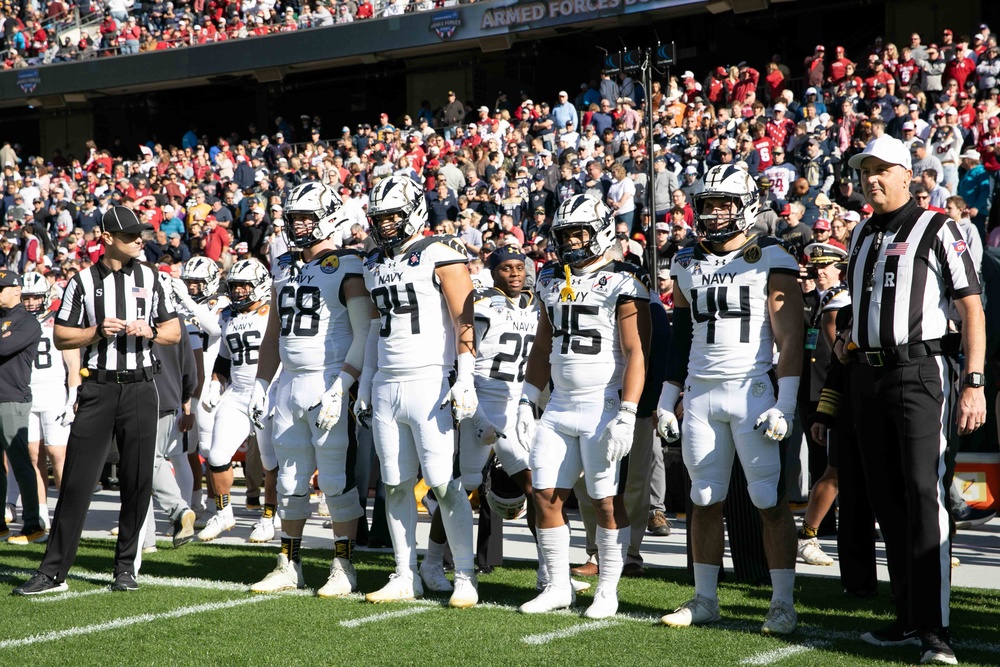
[
  {"xmin": 799, "ymin": 138, "xmax": 834, "ymax": 195},
  {"xmin": 778, "ymin": 200, "xmax": 813, "ymax": 256},
  {"xmin": 811, "ymin": 217, "xmax": 836, "ymax": 246},
  {"xmin": 957, "ymin": 149, "xmax": 990, "ymax": 239},
  {"xmin": 805, "ymin": 45, "xmax": 826, "ymax": 89},
  {"xmin": 909, "ymin": 140, "xmax": 943, "ymax": 193},
  {"xmin": 920, "ymin": 43, "xmax": 946, "ymax": 94},
  {"xmin": 438, "ymin": 91, "xmax": 465, "ymax": 137},
  {"xmin": 651, "ymin": 156, "xmax": 678, "ymax": 221},
  {"xmin": 551, "ymin": 90, "xmax": 578, "ymax": 131},
  {"xmin": 163, "ymin": 232, "xmax": 190, "ymax": 264}
]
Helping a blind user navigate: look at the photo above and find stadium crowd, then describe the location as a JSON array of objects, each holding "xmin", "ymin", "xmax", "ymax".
[
  {"xmin": 0, "ymin": 16, "xmax": 997, "ymax": 666},
  {"xmin": 1, "ymin": 0, "xmax": 448, "ymax": 66}
]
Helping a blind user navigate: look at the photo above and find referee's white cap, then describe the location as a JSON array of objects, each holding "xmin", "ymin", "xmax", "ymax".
[{"xmin": 848, "ymin": 135, "xmax": 912, "ymax": 171}]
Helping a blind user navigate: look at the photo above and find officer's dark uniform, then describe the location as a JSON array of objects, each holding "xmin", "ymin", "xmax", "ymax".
[
  {"xmin": 0, "ymin": 269, "xmax": 42, "ymax": 537},
  {"xmin": 15, "ymin": 207, "xmax": 178, "ymax": 594}
]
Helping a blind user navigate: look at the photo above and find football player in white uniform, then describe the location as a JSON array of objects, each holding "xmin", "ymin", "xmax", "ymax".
[
  {"xmin": 196, "ymin": 259, "xmax": 272, "ymax": 541},
  {"xmin": 17, "ymin": 272, "xmax": 80, "ymax": 540},
  {"xmin": 248, "ymin": 182, "xmax": 369, "ymax": 597},
  {"xmin": 517, "ymin": 194, "xmax": 650, "ymax": 619},
  {"xmin": 174, "ymin": 257, "xmax": 229, "ymax": 517},
  {"xmin": 359, "ymin": 176, "xmax": 480, "ymax": 608},
  {"xmin": 657, "ymin": 164, "xmax": 803, "ymax": 635}
]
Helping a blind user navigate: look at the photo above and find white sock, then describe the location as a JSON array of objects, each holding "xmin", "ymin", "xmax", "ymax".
[
  {"xmin": 693, "ymin": 563, "xmax": 720, "ymax": 602},
  {"xmin": 385, "ymin": 480, "xmax": 418, "ymax": 575},
  {"xmin": 433, "ymin": 480, "xmax": 474, "ymax": 573},
  {"xmin": 535, "ymin": 543, "xmax": 549, "ymax": 584},
  {"xmin": 770, "ymin": 569, "xmax": 795, "ymax": 606},
  {"xmin": 596, "ymin": 526, "xmax": 628, "ymax": 593},
  {"xmin": 537, "ymin": 524, "xmax": 571, "ymax": 590},
  {"xmin": 425, "ymin": 538, "xmax": 446, "ymax": 566}
]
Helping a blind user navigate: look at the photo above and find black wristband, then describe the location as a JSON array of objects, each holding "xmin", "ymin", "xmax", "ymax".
[{"xmin": 150, "ymin": 325, "xmax": 158, "ymax": 341}]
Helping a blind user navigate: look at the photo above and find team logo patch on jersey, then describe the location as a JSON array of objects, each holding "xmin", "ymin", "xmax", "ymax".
[
  {"xmin": 952, "ymin": 240, "xmax": 968, "ymax": 255},
  {"xmin": 408, "ymin": 251, "xmax": 422, "ymax": 266},
  {"xmin": 592, "ymin": 274, "xmax": 612, "ymax": 294},
  {"xmin": 751, "ymin": 380, "xmax": 767, "ymax": 398},
  {"xmin": 319, "ymin": 255, "xmax": 341, "ymax": 274},
  {"xmin": 691, "ymin": 262, "xmax": 703, "ymax": 276},
  {"xmin": 1, "ymin": 320, "xmax": 10, "ymax": 332},
  {"xmin": 604, "ymin": 397, "xmax": 617, "ymax": 413},
  {"xmin": 258, "ymin": 305, "xmax": 269, "ymax": 316},
  {"xmin": 490, "ymin": 296, "xmax": 507, "ymax": 313},
  {"xmin": 744, "ymin": 245, "xmax": 762, "ymax": 264}
]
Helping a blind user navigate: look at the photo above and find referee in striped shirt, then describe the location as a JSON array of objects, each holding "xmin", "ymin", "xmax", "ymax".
[
  {"xmin": 13, "ymin": 206, "xmax": 181, "ymax": 596},
  {"xmin": 839, "ymin": 136, "xmax": 985, "ymax": 665}
]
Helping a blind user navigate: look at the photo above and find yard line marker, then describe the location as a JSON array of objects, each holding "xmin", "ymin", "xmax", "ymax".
[
  {"xmin": 32, "ymin": 589, "xmax": 110, "ymax": 603},
  {"xmin": 740, "ymin": 642, "xmax": 827, "ymax": 665},
  {"xmin": 0, "ymin": 597, "xmax": 271, "ymax": 650},
  {"xmin": 522, "ymin": 620, "xmax": 619, "ymax": 645},
  {"xmin": 339, "ymin": 607, "xmax": 432, "ymax": 628}
]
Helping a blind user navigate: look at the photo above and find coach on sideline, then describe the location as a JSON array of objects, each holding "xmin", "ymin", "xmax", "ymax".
[
  {"xmin": 840, "ymin": 136, "xmax": 985, "ymax": 665},
  {"xmin": 13, "ymin": 206, "xmax": 181, "ymax": 596}
]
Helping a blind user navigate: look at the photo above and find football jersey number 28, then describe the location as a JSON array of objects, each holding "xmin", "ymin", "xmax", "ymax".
[
  {"xmin": 489, "ymin": 332, "xmax": 535, "ymax": 382},
  {"xmin": 690, "ymin": 285, "xmax": 751, "ymax": 343}
]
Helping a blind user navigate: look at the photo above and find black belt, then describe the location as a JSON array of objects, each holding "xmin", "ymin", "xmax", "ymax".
[
  {"xmin": 83, "ymin": 366, "xmax": 159, "ymax": 384},
  {"xmin": 855, "ymin": 336, "xmax": 958, "ymax": 367}
]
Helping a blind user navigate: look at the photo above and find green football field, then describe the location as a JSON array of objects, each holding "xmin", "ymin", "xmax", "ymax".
[{"xmin": 0, "ymin": 539, "xmax": 997, "ymax": 666}]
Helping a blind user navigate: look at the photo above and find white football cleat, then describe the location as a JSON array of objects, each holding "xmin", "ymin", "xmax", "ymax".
[
  {"xmin": 317, "ymin": 558, "xmax": 357, "ymax": 598},
  {"xmin": 797, "ymin": 537, "xmax": 834, "ymax": 566},
  {"xmin": 4, "ymin": 503, "xmax": 14, "ymax": 524},
  {"xmin": 197, "ymin": 512, "xmax": 235, "ymax": 541},
  {"xmin": 248, "ymin": 516, "xmax": 276, "ymax": 543},
  {"xmin": 761, "ymin": 600, "xmax": 797, "ymax": 635},
  {"xmin": 419, "ymin": 560, "xmax": 453, "ymax": 592},
  {"xmin": 519, "ymin": 584, "xmax": 575, "ymax": 614},
  {"xmin": 449, "ymin": 571, "xmax": 478, "ymax": 609},
  {"xmin": 583, "ymin": 587, "xmax": 619, "ymax": 619},
  {"xmin": 661, "ymin": 595, "xmax": 722, "ymax": 627},
  {"xmin": 365, "ymin": 572, "xmax": 424, "ymax": 603},
  {"xmin": 250, "ymin": 554, "xmax": 305, "ymax": 593}
]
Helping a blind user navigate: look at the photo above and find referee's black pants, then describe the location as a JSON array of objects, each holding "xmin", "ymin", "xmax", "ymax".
[
  {"xmin": 39, "ymin": 378, "xmax": 158, "ymax": 582},
  {"xmin": 850, "ymin": 355, "xmax": 955, "ymax": 631}
]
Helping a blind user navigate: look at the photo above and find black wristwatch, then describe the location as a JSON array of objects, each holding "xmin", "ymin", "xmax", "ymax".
[{"xmin": 964, "ymin": 372, "xmax": 986, "ymax": 388}]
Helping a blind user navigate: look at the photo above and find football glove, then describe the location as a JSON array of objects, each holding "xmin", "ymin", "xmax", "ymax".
[
  {"xmin": 314, "ymin": 371, "xmax": 353, "ymax": 431},
  {"xmin": 515, "ymin": 383, "xmax": 541, "ymax": 453},
  {"xmin": 248, "ymin": 378, "xmax": 269, "ymax": 431},
  {"xmin": 656, "ymin": 383, "xmax": 682, "ymax": 443},
  {"xmin": 201, "ymin": 380, "xmax": 223, "ymax": 413},
  {"xmin": 601, "ymin": 403, "xmax": 637, "ymax": 462},
  {"xmin": 753, "ymin": 376, "xmax": 799, "ymax": 442},
  {"xmin": 441, "ymin": 353, "xmax": 478, "ymax": 422},
  {"xmin": 58, "ymin": 386, "xmax": 78, "ymax": 428},
  {"xmin": 353, "ymin": 383, "xmax": 372, "ymax": 430},
  {"xmin": 471, "ymin": 408, "xmax": 502, "ymax": 447}
]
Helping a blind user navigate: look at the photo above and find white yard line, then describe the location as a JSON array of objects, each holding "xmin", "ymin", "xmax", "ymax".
[
  {"xmin": 522, "ymin": 620, "xmax": 619, "ymax": 645},
  {"xmin": 0, "ymin": 597, "xmax": 271, "ymax": 650},
  {"xmin": 740, "ymin": 642, "xmax": 827, "ymax": 665},
  {"xmin": 31, "ymin": 589, "xmax": 110, "ymax": 603},
  {"xmin": 339, "ymin": 607, "xmax": 433, "ymax": 628}
]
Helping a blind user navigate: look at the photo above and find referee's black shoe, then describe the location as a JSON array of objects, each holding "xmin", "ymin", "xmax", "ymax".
[
  {"xmin": 12, "ymin": 572, "xmax": 68, "ymax": 596},
  {"xmin": 110, "ymin": 572, "xmax": 139, "ymax": 592},
  {"xmin": 861, "ymin": 620, "xmax": 921, "ymax": 647},
  {"xmin": 919, "ymin": 629, "xmax": 957, "ymax": 665}
]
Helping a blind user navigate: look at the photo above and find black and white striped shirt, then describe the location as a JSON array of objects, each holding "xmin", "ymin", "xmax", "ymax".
[
  {"xmin": 56, "ymin": 259, "xmax": 177, "ymax": 371},
  {"xmin": 846, "ymin": 200, "xmax": 981, "ymax": 349}
]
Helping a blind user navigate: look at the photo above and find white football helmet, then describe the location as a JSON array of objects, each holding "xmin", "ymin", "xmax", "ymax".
[
  {"xmin": 283, "ymin": 181, "xmax": 349, "ymax": 249},
  {"xmin": 19, "ymin": 271, "xmax": 50, "ymax": 317},
  {"xmin": 693, "ymin": 164, "xmax": 760, "ymax": 242},
  {"xmin": 550, "ymin": 194, "xmax": 615, "ymax": 267},
  {"xmin": 367, "ymin": 176, "xmax": 428, "ymax": 253},
  {"xmin": 484, "ymin": 458, "xmax": 525, "ymax": 521},
  {"xmin": 227, "ymin": 259, "xmax": 271, "ymax": 311},
  {"xmin": 181, "ymin": 256, "xmax": 221, "ymax": 302}
]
